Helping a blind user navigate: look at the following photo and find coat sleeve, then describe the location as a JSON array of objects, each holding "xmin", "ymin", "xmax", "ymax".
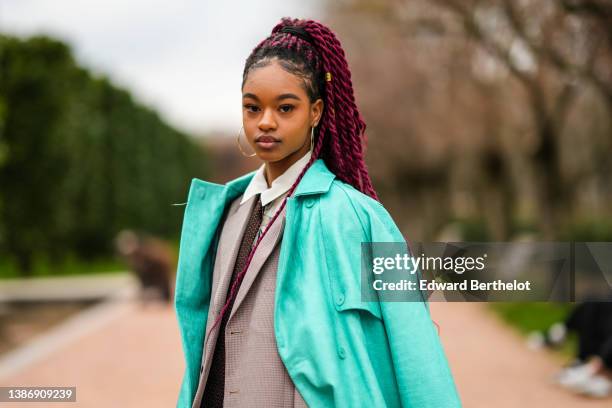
[{"xmin": 354, "ymin": 195, "xmax": 463, "ymax": 408}]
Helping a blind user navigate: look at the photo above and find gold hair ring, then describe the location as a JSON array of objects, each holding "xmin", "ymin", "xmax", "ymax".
[{"xmin": 325, "ymin": 72, "xmax": 332, "ymax": 82}]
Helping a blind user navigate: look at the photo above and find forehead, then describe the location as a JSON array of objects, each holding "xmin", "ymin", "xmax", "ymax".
[{"xmin": 243, "ymin": 60, "xmax": 307, "ymax": 98}]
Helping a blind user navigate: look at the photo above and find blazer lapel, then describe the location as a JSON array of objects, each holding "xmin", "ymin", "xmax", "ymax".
[
  {"xmin": 210, "ymin": 195, "xmax": 257, "ymax": 310},
  {"xmin": 197, "ymin": 194, "xmax": 255, "ymax": 396},
  {"xmin": 228, "ymin": 203, "xmax": 286, "ymax": 322}
]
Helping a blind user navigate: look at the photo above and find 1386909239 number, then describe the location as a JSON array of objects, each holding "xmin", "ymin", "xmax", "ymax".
[{"xmin": 0, "ymin": 387, "xmax": 76, "ymax": 402}]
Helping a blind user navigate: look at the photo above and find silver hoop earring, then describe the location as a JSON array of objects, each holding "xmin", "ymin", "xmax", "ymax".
[
  {"xmin": 310, "ymin": 126, "xmax": 315, "ymax": 153},
  {"xmin": 236, "ymin": 125, "xmax": 256, "ymax": 157}
]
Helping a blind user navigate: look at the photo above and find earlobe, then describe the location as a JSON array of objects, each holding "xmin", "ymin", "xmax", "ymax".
[{"xmin": 312, "ymin": 99, "xmax": 324, "ymax": 127}]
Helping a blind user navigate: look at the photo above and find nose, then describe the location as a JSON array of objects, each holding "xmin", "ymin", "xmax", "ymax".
[{"xmin": 258, "ymin": 108, "xmax": 277, "ymax": 131}]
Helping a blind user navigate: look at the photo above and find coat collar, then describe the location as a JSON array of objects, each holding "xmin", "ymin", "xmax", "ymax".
[{"xmin": 225, "ymin": 158, "xmax": 335, "ymax": 199}]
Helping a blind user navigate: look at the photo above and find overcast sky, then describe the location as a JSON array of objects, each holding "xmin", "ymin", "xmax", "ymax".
[{"xmin": 0, "ymin": 0, "xmax": 325, "ymax": 136}]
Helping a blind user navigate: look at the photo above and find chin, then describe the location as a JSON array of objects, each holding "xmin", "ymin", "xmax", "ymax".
[{"xmin": 255, "ymin": 151, "xmax": 285, "ymax": 162}]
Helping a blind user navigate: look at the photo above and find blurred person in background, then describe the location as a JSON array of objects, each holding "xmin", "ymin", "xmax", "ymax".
[
  {"xmin": 115, "ymin": 229, "xmax": 175, "ymax": 304},
  {"xmin": 529, "ymin": 300, "xmax": 612, "ymax": 398}
]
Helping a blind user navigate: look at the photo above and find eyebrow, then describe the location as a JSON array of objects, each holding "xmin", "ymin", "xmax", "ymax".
[{"xmin": 242, "ymin": 93, "xmax": 302, "ymax": 102}]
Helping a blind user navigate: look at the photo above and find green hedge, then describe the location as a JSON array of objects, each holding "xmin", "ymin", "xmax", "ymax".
[{"xmin": 0, "ymin": 33, "xmax": 209, "ymax": 276}]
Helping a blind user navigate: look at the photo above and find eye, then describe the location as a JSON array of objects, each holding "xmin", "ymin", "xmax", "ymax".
[
  {"xmin": 279, "ymin": 104, "xmax": 294, "ymax": 113},
  {"xmin": 243, "ymin": 104, "xmax": 260, "ymax": 113}
]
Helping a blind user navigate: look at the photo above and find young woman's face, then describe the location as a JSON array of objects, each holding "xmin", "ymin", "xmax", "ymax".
[{"xmin": 242, "ymin": 59, "xmax": 323, "ymax": 166}]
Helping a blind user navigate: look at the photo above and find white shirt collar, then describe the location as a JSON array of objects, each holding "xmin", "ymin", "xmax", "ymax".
[{"xmin": 240, "ymin": 150, "xmax": 312, "ymax": 207}]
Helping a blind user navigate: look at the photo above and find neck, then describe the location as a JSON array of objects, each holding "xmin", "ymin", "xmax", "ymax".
[{"xmin": 264, "ymin": 146, "xmax": 310, "ymax": 186}]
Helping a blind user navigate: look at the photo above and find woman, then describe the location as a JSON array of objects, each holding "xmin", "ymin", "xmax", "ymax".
[{"xmin": 174, "ymin": 17, "xmax": 461, "ymax": 408}]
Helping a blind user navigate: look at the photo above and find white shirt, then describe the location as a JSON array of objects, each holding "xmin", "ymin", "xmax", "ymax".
[{"xmin": 240, "ymin": 151, "xmax": 312, "ymax": 242}]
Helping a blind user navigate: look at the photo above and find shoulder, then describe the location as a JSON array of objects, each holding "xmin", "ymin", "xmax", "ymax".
[{"xmin": 318, "ymin": 179, "xmax": 404, "ymax": 242}]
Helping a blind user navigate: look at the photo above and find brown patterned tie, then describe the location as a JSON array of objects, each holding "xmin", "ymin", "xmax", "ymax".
[{"xmin": 202, "ymin": 193, "xmax": 264, "ymax": 407}]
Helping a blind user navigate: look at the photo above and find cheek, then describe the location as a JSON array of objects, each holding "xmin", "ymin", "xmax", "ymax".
[
  {"xmin": 284, "ymin": 114, "xmax": 310, "ymax": 141},
  {"xmin": 285, "ymin": 125, "xmax": 308, "ymax": 147},
  {"xmin": 242, "ymin": 119, "xmax": 258, "ymax": 139}
]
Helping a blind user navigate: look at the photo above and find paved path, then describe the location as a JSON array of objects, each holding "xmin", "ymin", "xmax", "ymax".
[
  {"xmin": 1, "ymin": 292, "xmax": 610, "ymax": 406},
  {"xmin": 431, "ymin": 302, "xmax": 611, "ymax": 407},
  {"xmin": 0, "ymin": 300, "xmax": 183, "ymax": 407}
]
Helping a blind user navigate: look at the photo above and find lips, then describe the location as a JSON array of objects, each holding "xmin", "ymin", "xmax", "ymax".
[
  {"xmin": 255, "ymin": 135, "xmax": 281, "ymax": 150},
  {"xmin": 255, "ymin": 135, "xmax": 280, "ymax": 143}
]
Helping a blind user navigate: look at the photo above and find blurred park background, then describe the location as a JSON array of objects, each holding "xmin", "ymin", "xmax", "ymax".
[{"xmin": 0, "ymin": 0, "xmax": 611, "ymax": 406}]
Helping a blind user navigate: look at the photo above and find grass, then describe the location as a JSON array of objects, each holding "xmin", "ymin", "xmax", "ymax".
[
  {"xmin": 0, "ymin": 237, "xmax": 181, "ymax": 280},
  {"xmin": 488, "ymin": 302, "xmax": 578, "ymax": 360},
  {"xmin": 0, "ymin": 254, "xmax": 127, "ymax": 279}
]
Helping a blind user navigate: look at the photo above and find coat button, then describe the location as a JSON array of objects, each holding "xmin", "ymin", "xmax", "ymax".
[
  {"xmin": 336, "ymin": 293, "xmax": 345, "ymax": 306},
  {"xmin": 338, "ymin": 346, "xmax": 346, "ymax": 359},
  {"xmin": 199, "ymin": 189, "xmax": 206, "ymax": 199},
  {"xmin": 305, "ymin": 198, "xmax": 315, "ymax": 208}
]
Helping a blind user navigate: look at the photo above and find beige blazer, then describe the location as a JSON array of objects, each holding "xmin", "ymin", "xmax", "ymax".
[{"xmin": 191, "ymin": 194, "xmax": 308, "ymax": 408}]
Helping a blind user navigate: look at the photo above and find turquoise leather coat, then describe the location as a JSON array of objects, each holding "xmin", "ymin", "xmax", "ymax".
[{"xmin": 174, "ymin": 159, "xmax": 462, "ymax": 407}]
